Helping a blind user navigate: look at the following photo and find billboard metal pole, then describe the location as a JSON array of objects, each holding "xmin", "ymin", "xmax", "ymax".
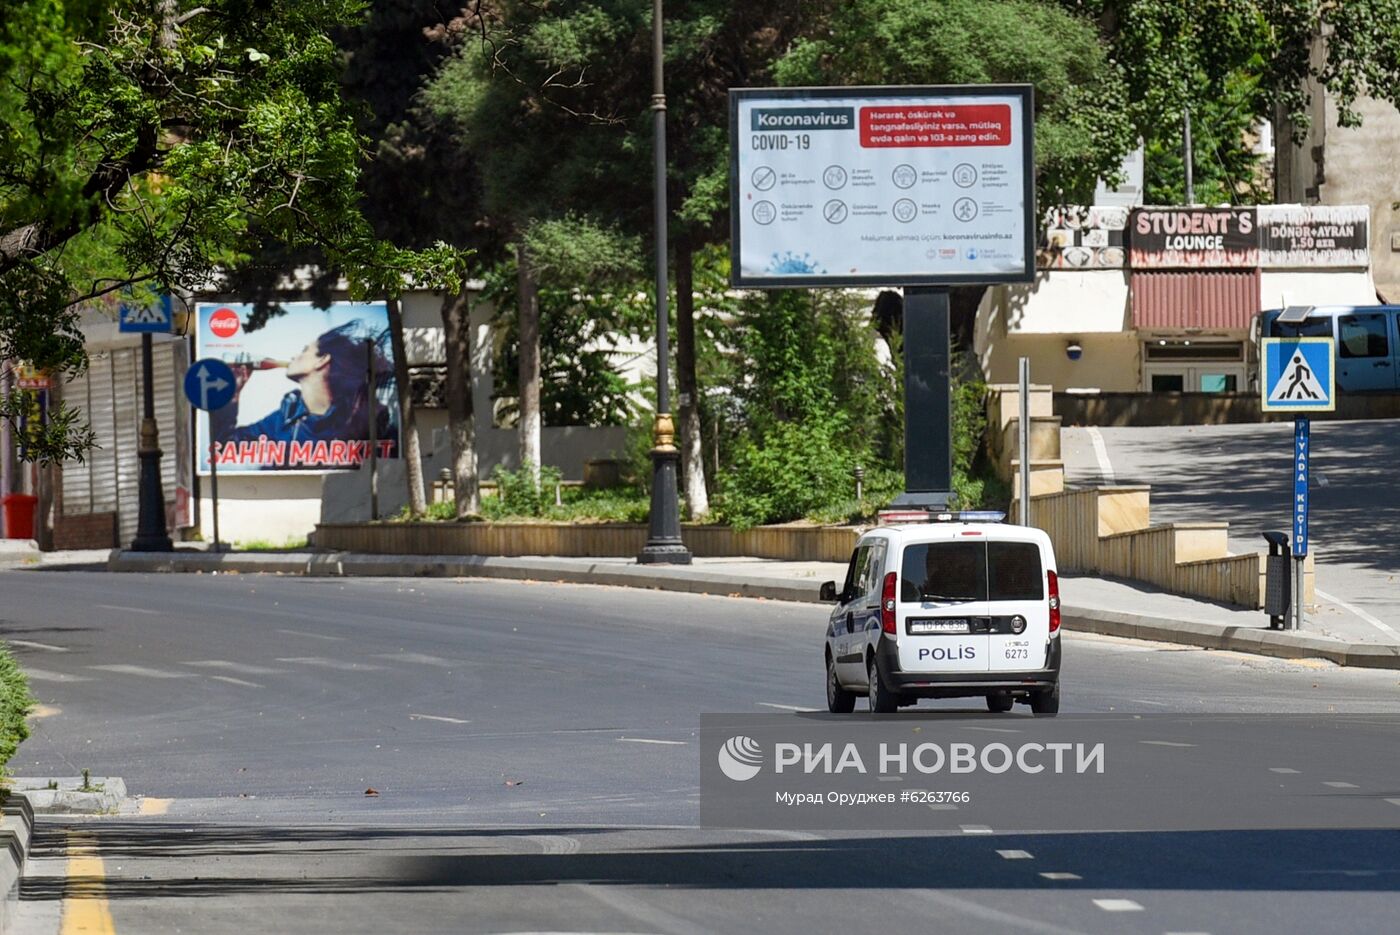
[
  {"xmin": 367, "ymin": 339, "xmax": 379, "ymax": 522},
  {"xmin": 892, "ymin": 288, "xmax": 952, "ymax": 511},
  {"xmin": 132, "ymin": 332, "xmax": 173, "ymax": 551},
  {"xmin": 1018, "ymin": 357, "xmax": 1031, "ymax": 525},
  {"xmin": 209, "ymin": 440, "xmax": 221, "ymax": 551}
]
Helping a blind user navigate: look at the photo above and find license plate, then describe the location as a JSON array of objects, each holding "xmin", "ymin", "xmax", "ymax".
[{"xmin": 908, "ymin": 619, "xmax": 970, "ymax": 634}]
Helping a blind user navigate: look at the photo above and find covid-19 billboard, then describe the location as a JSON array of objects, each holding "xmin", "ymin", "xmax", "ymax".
[
  {"xmin": 729, "ymin": 85, "xmax": 1035, "ymax": 288},
  {"xmin": 192, "ymin": 301, "xmax": 400, "ymax": 474}
]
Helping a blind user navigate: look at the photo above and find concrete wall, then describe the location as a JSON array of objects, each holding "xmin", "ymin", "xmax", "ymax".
[
  {"xmin": 980, "ymin": 332, "xmax": 1142, "ymax": 392},
  {"xmin": 198, "ymin": 474, "xmax": 323, "ymax": 545},
  {"xmin": 1276, "ymin": 36, "xmax": 1400, "ymax": 300}
]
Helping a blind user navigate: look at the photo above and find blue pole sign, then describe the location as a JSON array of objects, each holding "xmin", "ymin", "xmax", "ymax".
[
  {"xmin": 183, "ymin": 358, "xmax": 236, "ymax": 412},
  {"xmin": 1293, "ymin": 416, "xmax": 1309, "ymax": 558}
]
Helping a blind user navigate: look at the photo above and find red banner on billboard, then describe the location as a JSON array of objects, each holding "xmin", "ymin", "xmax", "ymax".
[{"xmin": 860, "ymin": 104, "xmax": 1013, "ymax": 148}]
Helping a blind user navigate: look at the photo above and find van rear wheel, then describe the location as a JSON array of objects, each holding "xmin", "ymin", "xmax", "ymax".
[
  {"xmin": 826, "ymin": 654, "xmax": 856, "ymax": 713},
  {"xmin": 1030, "ymin": 682, "xmax": 1060, "ymax": 716},
  {"xmin": 866, "ymin": 657, "xmax": 899, "ymax": 714},
  {"xmin": 986, "ymin": 693, "xmax": 1013, "ymax": 713}
]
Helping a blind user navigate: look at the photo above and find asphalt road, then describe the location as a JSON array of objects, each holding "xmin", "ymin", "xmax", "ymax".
[
  {"xmin": 1062, "ymin": 419, "xmax": 1400, "ymax": 641},
  {"xmin": 4, "ymin": 572, "xmax": 1400, "ymax": 934}
]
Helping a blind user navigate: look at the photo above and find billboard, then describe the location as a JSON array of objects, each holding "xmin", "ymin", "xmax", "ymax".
[
  {"xmin": 192, "ymin": 302, "xmax": 399, "ymax": 474},
  {"xmin": 1128, "ymin": 207, "xmax": 1257, "ymax": 268},
  {"xmin": 1257, "ymin": 204, "xmax": 1369, "ymax": 268},
  {"xmin": 729, "ymin": 85, "xmax": 1035, "ymax": 287},
  {"xmin": 1038, "ymin": 205, "xmax": 1127, "ymax": 269}
]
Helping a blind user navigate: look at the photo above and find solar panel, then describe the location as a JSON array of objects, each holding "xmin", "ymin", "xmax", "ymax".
[{"xmin": 1277, "ymin": 305, "xmax": 1314, "ymax": 323}]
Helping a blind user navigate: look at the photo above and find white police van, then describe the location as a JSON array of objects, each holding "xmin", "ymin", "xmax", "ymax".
[{"xmin": 821, "ymin": 512, "xmax": 1062, "ymax": 715}]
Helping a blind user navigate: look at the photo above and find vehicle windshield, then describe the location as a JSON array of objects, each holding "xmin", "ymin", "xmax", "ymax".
[{"xmin": 901, "ymin": 541, "xmax": 1044, "ymax": 603}]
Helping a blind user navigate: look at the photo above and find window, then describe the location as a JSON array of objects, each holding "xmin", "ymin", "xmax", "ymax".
[
  {"xmin": 1199, "ymin": 373, "xmax": 1238, "ymax": 393},
  {"xmin": 987, "ymin": 542, "xmax": 1044, "ymax": 601},
  {"xmin": 841, "ymin": 546, "xmax": 867, "ymax": 602},
  {"xmin": 1151, "ymin": 374, "xmax": 1185, "ymax": 392},
  {"xmin": 1338, "ymin": 314, "xmax": 1389, "ymax": 359},
  {"xmin": 1267, "ymin": 317, "xmax": 1333, "ymax": 338},
  {"xmin": 900, "ymin": 541, "xmax": 1044, "ymax": 603},
  {"xmin": 1144, "ymin": 341, "xmax": 1243, "ymax": 361}
]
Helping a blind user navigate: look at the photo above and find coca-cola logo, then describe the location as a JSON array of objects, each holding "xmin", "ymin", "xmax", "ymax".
[{"xmin": 209, "ymin": 307, "xmax": 241, "ymax": 338}]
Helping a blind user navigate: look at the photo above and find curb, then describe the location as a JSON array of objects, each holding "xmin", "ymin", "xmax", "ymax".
[
  {"xmin": 107, "ymin": 550, "xmax": 1400, "ymax": 670},
  {"xmin": 0, "ymin": 794, "xmax": 34, "ymax": 934}
]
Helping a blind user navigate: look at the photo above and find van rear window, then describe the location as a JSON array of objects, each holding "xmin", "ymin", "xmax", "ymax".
[
  {"xmin": 900, "ymin": 541, "xmax": 1044, "ymax": 602},
  {"xmin": 1266, "ymin": 316, "xmax": 1332, "ymax": 338}
]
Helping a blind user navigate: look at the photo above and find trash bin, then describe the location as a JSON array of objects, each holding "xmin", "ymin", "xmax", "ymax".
[
  {"xmin": 1261, "ymin": 531, "xmax": 1291, "ymax": 630},
  {"xmin": 2, "ymin": 493, "xmax": 37, "ymax": 539}
]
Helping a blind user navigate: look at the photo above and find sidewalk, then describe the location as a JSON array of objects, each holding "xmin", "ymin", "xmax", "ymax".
[{"xmin": 98, "ymin": 549, "xmax": 1400, "ymax": 670}]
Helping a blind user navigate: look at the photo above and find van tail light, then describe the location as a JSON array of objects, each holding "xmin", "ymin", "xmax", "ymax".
[
  {"xmin": 1047, "ymin": 570, "xmax": 1061, "ymax": 633},
  {"xmin": 881, "ymin": 572, "xmax": 898, "ymax": 635}
]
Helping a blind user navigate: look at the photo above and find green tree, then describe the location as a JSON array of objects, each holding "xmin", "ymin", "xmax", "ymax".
[
  {"xmin": 0, "ymin": 0, "xmax": 459, "ymax": 463},
  {"xmin": 1070, "ymin": 1, "xmax": 1400, "ymax": 204}
]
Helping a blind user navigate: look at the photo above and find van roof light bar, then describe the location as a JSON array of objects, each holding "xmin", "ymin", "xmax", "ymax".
[{"xmin": 876, "ymin": 509, "xmax": 1007, "ymax": 525}]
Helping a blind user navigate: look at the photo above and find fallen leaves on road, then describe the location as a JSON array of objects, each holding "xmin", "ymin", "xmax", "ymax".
[
  {"xmin": 364, "ymin": 787, "xmax": 379, "ymax": 797},
  {"xmin": 504, "ymin": 779, "xmax": 524, "ymax": 787}
]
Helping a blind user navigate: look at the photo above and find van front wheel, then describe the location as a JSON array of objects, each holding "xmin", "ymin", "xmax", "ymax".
[{"xmin": 1029, "ymin": 682, "xmax": 1060, "ymax": 716}]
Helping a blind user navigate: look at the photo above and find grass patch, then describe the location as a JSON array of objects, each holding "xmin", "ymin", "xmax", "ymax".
[{"xmin": 236, "ymin": 537, "xmax": 308, "ymax": 552}]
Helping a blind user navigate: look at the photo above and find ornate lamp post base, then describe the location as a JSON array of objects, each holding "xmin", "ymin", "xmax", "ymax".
[{"xmin": 637, "ymin": 412, "xmax": 691, "ymax": 565}]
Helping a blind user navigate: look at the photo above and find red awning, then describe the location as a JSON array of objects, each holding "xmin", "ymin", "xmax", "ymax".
[{"xmin": 1130, "ymin": 270, "xmax": 1260, "ymax": 330}]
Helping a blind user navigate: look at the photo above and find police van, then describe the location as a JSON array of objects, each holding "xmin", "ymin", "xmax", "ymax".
[{"xmin": 821, "ymin": 512, "xmax": 1062, "ymax": 715}]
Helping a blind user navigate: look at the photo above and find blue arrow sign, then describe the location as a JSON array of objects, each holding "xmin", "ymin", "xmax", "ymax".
[
  {"xmin": 183, "ymin": 358, "xmax": 236, "ymax": 411},
  {"xmin": 118, "ymin": 294, "xmax": 174, "ymax": 333},
  {"xmin": 1261, "ymin": 337, "xmax": 1335, "ymax": 412}
]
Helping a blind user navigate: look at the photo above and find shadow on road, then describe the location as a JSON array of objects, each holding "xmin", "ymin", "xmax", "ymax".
[{"xmin": 20, "ymin": 823, "xmax": 1400, "ymax": 899}]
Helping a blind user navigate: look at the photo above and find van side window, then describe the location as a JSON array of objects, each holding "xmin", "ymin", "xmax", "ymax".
[
  {"xmin": 842, "ymin": 546, "xmax": 868, "ymax": 603},
  {"xmin": 1339, "ymin": 314, "xmax": 1389, "ymax": 358},
  {"xmin": 987, "ymin": 542, "xmax": 1045, "ymax": 601},
  {"xmin": 860, "ymin": 543, "xmax": 887, "ymax": 602}
]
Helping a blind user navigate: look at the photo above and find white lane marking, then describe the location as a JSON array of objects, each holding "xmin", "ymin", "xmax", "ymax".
[
  {"xmin": 1164, "ymin": 932, "xmax": 1214, "ymax": 935},
  {"xmin": 905, "ymin": 889, "xmax": 1094, "ymax": 935},
  {"xmin": 4, "ymin": 639, "xmax": 69, "ymax": 653},
  {"xmin": 1315, "ymin": 588, "xmax": 1400, "ymax": 639},
  {"xmin": 208, "ymin": 675, "xmax": 262, "ymax": 688},
  {"xmin": 1324, "ymin": 781, "xmax": 1359, "ymax": 789},
  {"xmin": 275, "ymin": 656, "xmax": 383, "ymax": 671},
  {"xmin": 1140, "ymin": 740, "xmax": 1195, "ymax": 748},
  {"xmin": 962, "ymin": 726, "xmax": 1021, "ymax": 734},
  {"xmin": 89, "ymin": 664, "xmax": 189, "ymax": 679},
  {"xmin": 998, "ymin": 849, "xmax": 1034, "ymax": 859},
  {"xmin": 927, "ymin": 803, "xmax": 959, "ymax": 810},
  {"xmin": 1130, "ymin": 698, "xmax": 1169, "ymax": 707},
  {"xmin": 960, "ymin": 824, "xmax": 993, "ymax": 834},
  {"xmin": 1270, "ymin": 767, "xmax": 1300, "ymax": 774},
  {"xmin": 21, "ymin": 668, "xmax": 91, "ymax": 683},
  {"xmin": 275, "ymin": 629, "xmax": 343, "ymax": 642},
  {"xmin": 1040, "ymin": 872, "xmax": 1081, "ymax": 881},
  {"xmin": 95, "ymin": 604, "xmax": 162, "ymax": 615},
  {"xmin": 1385, "ymin": 798, "xmax": 1400, "ymax": 807},
  {"xmin": 757, "ymin": 702, "xmax": 819, "ymax": 712},
  {"xmin": 408, "ymin": 713, "xmax": 470, "ymax": 725},
  {"xmin": 1092, "ymin": 898, "xmax": 1143, "ymax": 912},
  {"xmin": 618, "ymin": 738, "xmax": 687, "ymax": 745},
  {"xmin": 373, "ymin": 652, "xmax": 454, "ymax": 667},
  {"xmin": 878, "ymin": 776, "xmax": 904, "ymax": 782},
  {"xmin": 577, "ymin": 882, "xmax": 714, "ymax": 935},
  {"xmin": 1086, "ymin": 427, "xmax": 1117, "ymax": 484},
  {"xmin": 182, "ymin": 660, "xmax": 286, "ymax": 675},
  {"xmin": 525, "ymin": 834, "xmax": 580, "ymax": 855}
]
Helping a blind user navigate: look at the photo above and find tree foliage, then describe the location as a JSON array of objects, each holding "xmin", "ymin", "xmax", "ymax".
[{"xmin": 0, "ymin": 0, "xmax": 463, "ymax": 461}]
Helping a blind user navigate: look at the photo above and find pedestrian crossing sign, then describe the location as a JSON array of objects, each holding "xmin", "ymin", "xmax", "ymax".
[{"xmin": 1261, "ymin": 337, "xmax": 1335, "ymax": 412}]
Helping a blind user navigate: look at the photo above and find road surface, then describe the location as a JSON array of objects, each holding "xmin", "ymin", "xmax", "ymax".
[{"xmin": 4, "ymin": 572, "xmax": 1398, "ymax": 934}]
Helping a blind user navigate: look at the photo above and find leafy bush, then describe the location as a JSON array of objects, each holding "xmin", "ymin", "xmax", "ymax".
[
  {"xmin": 488, "ymin": 461, "xmax": 564, "ymax": 517},
  {"xmin": 0, "ymin": 644, "xmax": 34, "ymax": 776}
]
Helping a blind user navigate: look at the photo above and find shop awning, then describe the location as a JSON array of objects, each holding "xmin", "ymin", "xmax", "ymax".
[{"xmin": 1130, "ymin": 270, "xmax": 1261, "ymax": 330}]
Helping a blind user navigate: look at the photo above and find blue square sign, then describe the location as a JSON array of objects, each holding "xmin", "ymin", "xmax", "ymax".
[
  {"xmin": 1261, "ymin": 337, "xmax": 1335, "ymax": 412},
  {"xmin": 118, "ymin": 294, "xmax": 174, "ymax": 333}
]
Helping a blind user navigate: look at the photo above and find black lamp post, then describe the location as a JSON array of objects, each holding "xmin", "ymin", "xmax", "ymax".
[
  {"xmin": 637, "ymin": 0, "xmax": 691, "ymax": 565},
  {"xmin": 131, "ymin": 332, "xmax": 172, "ymax": 551}
]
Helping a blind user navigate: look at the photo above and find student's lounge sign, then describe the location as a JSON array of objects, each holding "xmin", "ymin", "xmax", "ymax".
[{"xmin": 1129, "ymin": 207, "xmax": 1257, "ymax": 268}]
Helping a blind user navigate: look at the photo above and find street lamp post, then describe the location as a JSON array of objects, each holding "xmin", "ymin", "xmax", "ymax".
[
  {"xmin": 131, "ymin": 332, "xmax": 172, "ymax": 551},
  {"xmin": 637, "ymin": 0, "xmax": 691, "ymax": 565}
]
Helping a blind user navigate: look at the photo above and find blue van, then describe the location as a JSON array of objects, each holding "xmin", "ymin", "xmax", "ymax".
[{"xmin": 1259, "ymin": 306, "xmax": 1400, "ymax": 391}]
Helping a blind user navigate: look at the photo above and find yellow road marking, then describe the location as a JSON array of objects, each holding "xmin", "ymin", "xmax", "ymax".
[
  {"xmin": 137, "ymin": 798, "xmax": 171, "ymax": 816},
  {"xmin": 60, "ymin": 831, "xmax": 115, "ymax": 935}
]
